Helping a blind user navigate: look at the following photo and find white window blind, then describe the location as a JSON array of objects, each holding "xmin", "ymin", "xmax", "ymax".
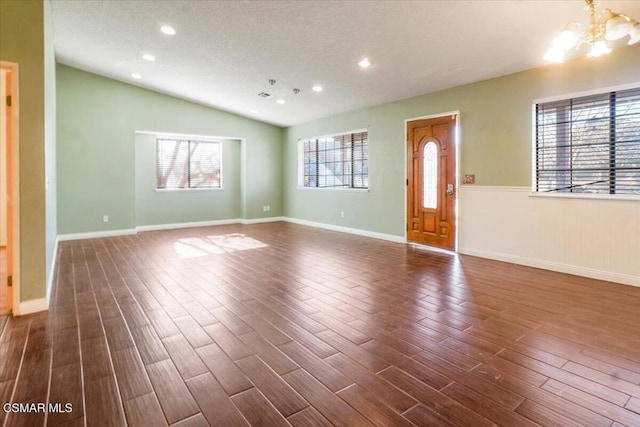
[
  {"xmin": 535, "ymin": 87, "xmax": 640, "ymax": 195},
  {"xmin": 156, "ymin": 139, "xmax": 222, "ymax": 189},
  {"xmin": 299, "ymin": 130, "xmax": 368, "ymax": 189}
]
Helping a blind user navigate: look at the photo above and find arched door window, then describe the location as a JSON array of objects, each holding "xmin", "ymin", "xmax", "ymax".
[{"xmin": 423, "ymin": 141, "xmax": 438, "ymax": 209}]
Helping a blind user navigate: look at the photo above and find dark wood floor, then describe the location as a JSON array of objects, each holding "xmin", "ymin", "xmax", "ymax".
[{"xmin": 1, "ymin": 222, "xmax": 639, "ymax": 426}]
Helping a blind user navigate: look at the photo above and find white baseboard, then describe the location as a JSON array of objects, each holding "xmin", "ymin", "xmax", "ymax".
[
  {"xmin": 58, "ymin": 217, "xmax": 288, "ymax": 240},
  {"xmin": 282, "ymin": 217, "xmax": 406, "ymax": 244},
  {"xmin": 18, "ymin": 298, "xmax": 49, "ymax": 316},
  {"xmin": 241, "ymin": 217, "xmax": 285, "ymax": 225},
  {"xmin": 459, "ymin": 247, "xmax": 640, "ymax": 288},
  {"xmin": 58, "ymin": 228, "xmax": 137, "ymax": 241},
  {"xmin": 136, "ymin": 219, "xmax": 241, "ymax": 232}
]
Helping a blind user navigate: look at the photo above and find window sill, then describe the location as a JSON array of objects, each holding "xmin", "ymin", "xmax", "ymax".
[
  {"xmin": 529, "ymin": 192, "xmax": 640, "ymax": 201},
  {"xmin": 155, "ymin": 187, "xmax": 224, "ymax": 193},
  {"xmin": 296, "ymin": 186, "xmax": 369, "ymax": 192}
]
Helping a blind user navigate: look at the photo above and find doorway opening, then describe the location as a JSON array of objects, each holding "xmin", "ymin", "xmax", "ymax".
[
  {"xmin": 406, "ymin": 113, "xmax": 458, "ymax": 250},
  {"xmin": 1, "ymin": 61, "xmax": 19, "ymax": 315}
]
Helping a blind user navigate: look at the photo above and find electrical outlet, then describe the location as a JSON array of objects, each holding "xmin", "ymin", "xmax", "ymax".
[
  {"xmin": 340, "ymin": 211, "xmax": 344, "ymax": 218},
  {"xmin": 103, "ymin": 215, "xmax": 109, "ymax": 223},
  {"xmin": 265, "ymin": 205, "xmax": 270, "ymax": 212}
]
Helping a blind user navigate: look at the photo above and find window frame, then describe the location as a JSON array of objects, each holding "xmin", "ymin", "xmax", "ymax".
[
  {"xmin": 296, "ymin": 128, "xmax": 370, "ymax": 191},
  {"xmin": 155, "ymin": 137, "xmax": 224, "ymax": 192},
  {"xmin": 531, "ymin": 82, "xmax": 640, "ymax": 200}
]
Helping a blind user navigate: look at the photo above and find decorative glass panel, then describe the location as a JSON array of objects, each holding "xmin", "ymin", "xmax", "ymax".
[{"xmin": 423, "ymin": 142, "xmax": 438, "ymax": 209}]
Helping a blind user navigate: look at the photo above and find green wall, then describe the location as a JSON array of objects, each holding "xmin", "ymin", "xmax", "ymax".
[
  {"xmin": 57, "ymin": 65, "xmax": 283, "ymax": 234},
  {"xmin": 283, "ymin": 43, "xmax": 640, "ymax": 237},
  {"xmin": 134, "ymin": 133, "xmax": 241, "ymax": 226},
  {"xmin": 0, "ymin": 0, "xmax": 54, "ymax": 302}
]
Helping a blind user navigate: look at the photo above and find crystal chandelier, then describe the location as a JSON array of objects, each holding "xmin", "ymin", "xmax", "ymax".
[{"xmin": 544, "ymin": 0, "xmax": 640, "ymax": 62}]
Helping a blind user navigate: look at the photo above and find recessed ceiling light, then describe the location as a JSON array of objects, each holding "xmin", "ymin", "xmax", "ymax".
[
  {"xmin": 276, "ymin": 99, "xmax": 286, "ymax": 104},
  {"xmin": 160, "ymin": 25, "xmax": 176, "ymax": 35},
  {"xmin": 142, "ymin": 54, "xmax": 156, "ymax": 62},
  {"xmin": 250, "ymin": 110, "xmax": 258, "ymax": 114},
  {"xmin": 358, "ymin": 58, "xmax": 372, "ymax": 68},
  {"xmin": 131, "ymin": 73, "xmax": 142, "ymax": 79},
  {"xmin": 312, "ymin": 85, "xmax": 323, "ymax": 92}
]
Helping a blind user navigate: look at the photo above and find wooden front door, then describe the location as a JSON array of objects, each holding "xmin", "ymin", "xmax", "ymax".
[{"xmin": 407, "ymin": 115, "xmax": 456, "ymax": 249}]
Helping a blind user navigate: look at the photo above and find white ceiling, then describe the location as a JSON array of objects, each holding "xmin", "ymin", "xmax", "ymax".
[{"xmin": 51, "ymin": 1, "xmax": 640, "ymax": 127}]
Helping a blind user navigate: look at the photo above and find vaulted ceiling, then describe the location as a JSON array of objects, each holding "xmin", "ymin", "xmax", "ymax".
[{"xmin": 51, "ymin": 1, "xmax": 640, "ymax": 127}]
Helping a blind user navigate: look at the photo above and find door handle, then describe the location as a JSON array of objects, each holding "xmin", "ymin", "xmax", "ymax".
[{"xmin": 446, "ymin": 184, "xmax": 455, "ymax": 195}]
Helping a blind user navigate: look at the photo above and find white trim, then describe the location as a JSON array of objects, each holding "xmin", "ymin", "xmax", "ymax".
[
  {"xmin": 529, "ymin": 192, "xmax": 640, "ymax": 202},
  {"xmin": 19, "ymin": 298, "xmax": 49, "ymax": 315},
  {"xmin": 404, "ymin": 110, "xmax": 461, "ymax": 124},
  {"xmin": 532, "ymin": 81, "xmax": 640, "ymax": 105},
  {"xmin": 46, "ymin": 236, "xmax": 59, "ymax": 302},
  {"xmin": 136, "ymin": 219, "xmax": 239, "ymax": 232},
  {"xmin": 240, "ymin": 217, "xmax": 285, "ymax": 225},
  {"xmin": 282, "ymin": 217, "xmax": 406, "ymax": 244},
  {"xmin": 458, "ymin": 247, "xmax": 640, "ymax": 288},
  {"xmin": 57, "ymin": 217, "xmax": 289, "ymax": 241},
  {"xmin": 58, "ymin": 228, "xmax": 137, "ymax": 241},
  {"xmin": 296, "ymin": 187, "xmax": 369, "ymax": 192},
  {"xmin": 297, "ymin": 128, "xmax": 368, "ymax": 142},
  {"xmin": 155, "ymin": 187, "xmax": 224, "ymax": 193},
  {"xmin": 135, "ymin": 130, "xmax": 244, "ymax": 142}
]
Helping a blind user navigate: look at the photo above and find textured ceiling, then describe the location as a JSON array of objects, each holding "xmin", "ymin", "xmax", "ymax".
[{"xmin": 51, "ymin": 1, "xmax": 640, "ymax": 127}]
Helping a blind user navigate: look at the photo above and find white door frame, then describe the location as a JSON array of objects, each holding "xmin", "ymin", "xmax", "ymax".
[{"xmin": 1, "ymin": 61, "xmax": 21, "ymax": 315}]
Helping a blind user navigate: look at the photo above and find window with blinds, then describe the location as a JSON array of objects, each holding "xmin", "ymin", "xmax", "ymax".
[
  {"xmin": 299, "ymin": 130, "xmax": 368, "ymax": 189},
  {"xmin": 156, "ymin": 139, "xmax": 222, "ymax": 189},
  {"xmin": 535, "ymin": 87, "xmax": 640, "ymax": 195}
]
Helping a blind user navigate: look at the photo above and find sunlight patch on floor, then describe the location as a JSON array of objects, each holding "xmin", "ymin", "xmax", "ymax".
[{"xmin": 173, "ymin": 233, "xmax": 268, "ymax": 259}]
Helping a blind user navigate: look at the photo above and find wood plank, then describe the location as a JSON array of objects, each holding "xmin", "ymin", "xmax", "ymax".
[
  {"xmin": 325, "ymin": 352, "xmax": 417, "ymax": 412},
  {"xmin": 203, "ymin": 322, "xmax": 252, "ymax": 360},
  {"xmin": 283, "ymin": 368, "xmax": 375, "ymax": 427},
  {"xmin": 123, "ymin": 392, "xmax": 168, "ymax": 427},
  {"xmin": 174, "ymin": 316, "xmax": 213, "ymax": 349},
  {"xmin": 499, "ymin": 348, "xmax": 631, "ymax": 406},
  {"xmin": 337, "ymin": 384, "xmax": 416, "ymax": 427},
  {"xmin": 195, "ymin": 342, "xmax": 253, "ymax": 396},
  {"xmin": 237, "ymin": 331, "xmax": 298, "ymax": 374},
  {"xmin": 441, "ymin": 381, "xmax": 538, "ymax": 427},
  {"xmin": 316, "ymin": 330, "xmax": 389, "ymax": 373},
  {"xmin": 146, "ymin": 308, "xmax": 181, "ymax": 339},
  {"xmin": 84, "ymin": 375, "xmax": 126, "ymax": 427},
  {"xmin": 287, "ymin": 407, "xmax": 332, "ymax": 427},
  {"xmin": 378, "ymin": 366, "xmax": 493, "ymax": 427},
  {"xmin": 278, "ymin": 341, "xmax": 353, "ymax": 392},
  {"xmin": 542, "ymin": 379, "xmax": 640, "ymax": 426},
  {"xmin": 111, "ymin": 347, "xmax": 153, "ymax": 400},
  {"xmin": 159, "ymin": 336, "xmax": 207, "ymax": 380},
  {"xmin": 146, "ymin": 359, "xmax": 199, "ymax": 424},
  {"xmin": 170, "ymin": 413, "xmax": 208, "ymax": 427},
  {"xmin": 102, "ymin": 315, "xmax": 135, "ymax": 351},
  {"xmin": 230, "ymin": 388, "xmax": 290, "ymax": 427},
  {"xmin": 130, "ymin": 325, "xmax": 170, "ymax": 365},
  {"xmin": 403, "ymin": 404, "xmax": 456, "ymax": 427},
  {"xmin": 185, "ymin": 373, "xmax": 248, "ymax": 427},
  {"xmin": 235, "ymin": 355, "xmax": 308, "ymax": 416},
  {"xmin": 515, "ymin": 399, "xmax": 585, "ymax": 427},
  {"xmin": 47, "ymin": 362, "xmax": 84, "ymax": 425}
]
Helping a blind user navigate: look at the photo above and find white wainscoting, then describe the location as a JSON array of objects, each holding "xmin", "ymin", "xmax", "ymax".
[{"xmin": 458, "ymin": 186, "xmax": 640, "ymax": 287}]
